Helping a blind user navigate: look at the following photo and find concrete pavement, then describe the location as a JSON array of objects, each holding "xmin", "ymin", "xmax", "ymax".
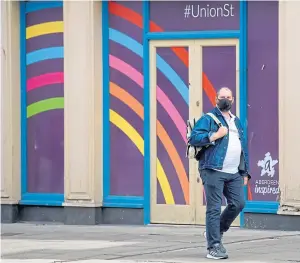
[{"xmin": 1, "ymin": 223, "xmax": 300, "ymax": 263}]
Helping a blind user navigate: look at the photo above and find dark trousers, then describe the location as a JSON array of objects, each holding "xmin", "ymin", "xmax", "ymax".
[{"xmin": 200, "ymin": 169, "xmax": 245, "ymax": 249}]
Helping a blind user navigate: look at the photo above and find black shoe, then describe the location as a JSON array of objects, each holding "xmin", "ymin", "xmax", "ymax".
[{"xmin": 207, "ymin": 244, "xmax": 228, "ymax": 260}]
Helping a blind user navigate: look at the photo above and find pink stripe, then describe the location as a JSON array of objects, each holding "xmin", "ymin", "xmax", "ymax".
[
  {"xmin": 156, "ymin": 89, "xmax": 186, "ymax": 142},
  {"xmin": 27, "ymin": 72, "xmax": 64, "ymax": 92},
  {"xmin": 109, "ymin": 55, "xmax": 187, "ymax": 142}
]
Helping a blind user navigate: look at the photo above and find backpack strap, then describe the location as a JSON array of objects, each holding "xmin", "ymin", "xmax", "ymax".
[{"xmin": 206, "ymin": 113, "xmax": 222, "ymax": 127}]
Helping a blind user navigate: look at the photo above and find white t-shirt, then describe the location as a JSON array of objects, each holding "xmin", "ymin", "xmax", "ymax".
[{"xmin": 215, "ymin": 114, "xmax": 242, "ymax": 174}]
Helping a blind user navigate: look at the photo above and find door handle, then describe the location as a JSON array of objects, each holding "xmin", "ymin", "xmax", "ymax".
[
  {"xmin": 196, "ymin": 101, "xmax": 200, "ymax": 107},
  {"xmin": 197, "ymin": 177, "xmax": 200, "ymax": 183}
]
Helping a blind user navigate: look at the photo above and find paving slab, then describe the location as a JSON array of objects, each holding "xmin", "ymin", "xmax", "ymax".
[{"xmin": 1, "ymin": 223, "xmax": 300, "ymax": 263}]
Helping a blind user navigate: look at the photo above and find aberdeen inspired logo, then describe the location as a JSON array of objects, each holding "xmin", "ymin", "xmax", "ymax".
[{"xmin": 257, "ymin": 152, "xmax": 278, "ymax": 178}]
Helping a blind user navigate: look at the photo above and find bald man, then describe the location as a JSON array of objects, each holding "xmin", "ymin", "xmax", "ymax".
[{"xmin": 189, "ymin": 87, "xmax": 250, "ymax": 260}]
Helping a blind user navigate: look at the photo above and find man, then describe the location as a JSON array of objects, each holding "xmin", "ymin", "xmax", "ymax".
[{"xmin": 189, "ymin": 87, "xmax": 250, "ymax": 260}]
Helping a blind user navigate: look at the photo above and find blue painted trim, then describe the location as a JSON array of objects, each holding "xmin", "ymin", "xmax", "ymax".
[
  {"xmin": 143, "ymin": 0, "xmax": 151, "ymax": 225},
  {"xmin": 102, "ymin": 1, "xmax": 110, "ymax": 201},
  {"xmin": 239, "ymin": 0, "xmax": 248, "ymax": 227},
  {"xmin": 244, "ymin": 201, "xmax": 279, "ymax": 214},
  {"xmin": 20, "ymin": 193, "xmax": 64, "ymax": 206},
  {"xmin": 20, "ymin": 1, "xmax": 64, "ymax": 206},
  {"xmin": 20, "ymin": 1, "xmax": 28, "ymax": 197},
  {"xmin": 103, "ymin": 202, "xmax": 144, "ymax": 209},
  {"xmin": 102, "ymin": 1, "xmax": 147, "ymax": 210},
  {"xmin": 26, "ymin": 47, "xmax": 64, "ymax": 65},
  {"xmin": 25, "ymin": 1, "xmax": 63, "ymax": 13},
  {"xmin": 147, "ymin": 30, "xmax": 240, "ymax": 40},
  {"xmin": 103, "ymin": 196, "xmax": 144, "ymax": 208}
]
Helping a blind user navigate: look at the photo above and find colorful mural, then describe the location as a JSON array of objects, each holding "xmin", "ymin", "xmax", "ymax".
[
  {"xmin": 247, "ymin": 1, "xmax": 279, "ymax": 202},
  {"xmin": 150, "ymin": 2, "xmax": 244, "ymax": 205},
  {"xmin": 18, "ymin": 0, "xmax": 279, "ymax": 208},
  {"xmin": 108, "ymin": 1, "xmax": 238, "ymax": 204},
  {"xmin": 24, "ymin": 2, "xmax": 64, "ymax": 194},
  {"xmin": 108, "ymin": 1, "xmax": 144, "ymax": 196}
]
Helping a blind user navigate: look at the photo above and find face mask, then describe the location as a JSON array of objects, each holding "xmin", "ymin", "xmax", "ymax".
[{"xmin": 217, "ymin": 98, "xmax": 232, "ymax": 112}]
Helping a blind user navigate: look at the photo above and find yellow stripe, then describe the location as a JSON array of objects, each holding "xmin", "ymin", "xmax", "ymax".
[
  {"xmin": 156, "ymin": 160, "xmax": 175, "ymax": 204},
  {"xmin": 110, "ymin": 109, "xmax": 175, "ymax": 204},
  {"xmin": 26, "ymin": 21, "xmax": 63, "ymax": 39}
]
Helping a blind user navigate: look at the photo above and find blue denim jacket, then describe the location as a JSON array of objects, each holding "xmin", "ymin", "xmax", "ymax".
[{"xmin": 189, "ymin": 107, "xmax": 250, "ymax": 178}]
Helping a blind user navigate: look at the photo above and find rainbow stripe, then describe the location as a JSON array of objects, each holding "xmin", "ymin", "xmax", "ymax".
[
  {"xmin": 26, "ymin": 21, "xmax": 63, "ymax": 39},
  {"xmin": 109, "ymin": 1, "xmax": 217, "ymax": 105},
  {"xmin": 110, "ymin": 55, "xmax": 186, "ymax": 143},
  {"xmin": 26, "ymin": 12, "xmax": 64, "ymax": 117}
]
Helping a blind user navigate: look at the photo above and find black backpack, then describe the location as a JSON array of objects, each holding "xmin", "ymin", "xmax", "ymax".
[{"xmin": 186, "ymin": 113, "xmax": 222, "ymax": 160}]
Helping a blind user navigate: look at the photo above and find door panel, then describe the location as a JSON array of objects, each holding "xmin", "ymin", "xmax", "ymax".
[
  {"xmin": 155, "ymin": 46, "xmax": 189, "ymax": 205},
  {"xmin": 201, "ymin": 45, "xmax": 238, "ymax": 209},
  {"xmin": 150, "ymin": 40, "xmax": 197, "ymax": 224},
  {"xmin": 195, "ymin": 39, "xmax": 240, "ymax": 226}
]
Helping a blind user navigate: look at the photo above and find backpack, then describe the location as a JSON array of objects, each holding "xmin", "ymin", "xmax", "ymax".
[{"xmin": 186, "ymin": 113, "xmax": 223, "ymax": 160}]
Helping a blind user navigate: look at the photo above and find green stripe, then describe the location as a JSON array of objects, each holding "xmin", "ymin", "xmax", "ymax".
[{"xmin": 27, "ymin": 97, "xmax": 64, "ymax": 118}]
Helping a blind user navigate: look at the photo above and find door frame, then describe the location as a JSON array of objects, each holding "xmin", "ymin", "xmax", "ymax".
[
  {"xmin": 142, "ymin": 1, "xmax": 248, "ymax": 226},
  {"xmin": 149, "ymin": 39, "xmax": 241, "ymax": 225}
]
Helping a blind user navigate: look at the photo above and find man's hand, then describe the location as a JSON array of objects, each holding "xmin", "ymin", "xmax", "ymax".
[
  {"xmin": 243, "ymin": 176, "xmax": 248, "ymax": 186},
  {"xmin": 216, "ymin": 127, "xmax": 228, "ymax": 138},
  {"xmin": 210, "ymin": 127, "xmax": 228, "ymax": 142}
]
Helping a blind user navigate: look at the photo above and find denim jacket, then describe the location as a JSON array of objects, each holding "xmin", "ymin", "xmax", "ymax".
[{"xmin": 189, "ymin": 107, "xmax": 250, "ymax": 179}]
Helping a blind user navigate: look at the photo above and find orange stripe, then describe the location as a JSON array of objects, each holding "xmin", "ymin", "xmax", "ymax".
[
  {"xmin": 203, "ymin": 73, "xmax": 217, "ymax": 105},
  {"xmin": 150, "ymin": 21, "xmax": 163, "ymax": 32},
  {"xmin": 110, "ymin": 82, "xmax": 190, "ymax": 204},
  {"xmin": 110, "ymin": 82, "xmax": 144, "ymax": 118},
  {"xmin": 109, "ymin": 2, "xmax": 217, "ymax": 105},
  {"xmin": 247, "ymin": 184, "xmax": 253, "ymax": 201}
]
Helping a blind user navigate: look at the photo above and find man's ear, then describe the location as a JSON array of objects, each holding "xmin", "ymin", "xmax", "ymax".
[{"xmin": 232, "ymin": 97, "xmax": 235, "ymax": 104}]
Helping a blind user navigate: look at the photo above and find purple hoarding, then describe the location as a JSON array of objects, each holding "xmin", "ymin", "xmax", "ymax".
[
  {"xmin": 247, "ymin": 1, "xmax": 279, "ymax": 202},
  {"xmin": 26, "ymin": 5, "xmax": 64, "ymax": 193},
  {"xmin": 107, "ymin": 1, "xmax": 279, "ymax": 203}
]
